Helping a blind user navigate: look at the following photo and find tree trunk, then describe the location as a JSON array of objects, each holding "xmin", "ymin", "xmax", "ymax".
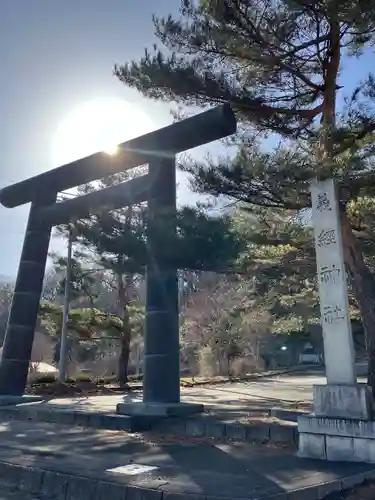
[
  {"xmin": 116, "ymin": 274, "xmax": 132, "ymax": 388},
  {"xmin": 118, "ymin": 320, "xmax": 131, "ymax": 387},
  {"xmin": 340, "ymin": 210, "xmax": 375, "ymax": 394},
  {"xmin": 315, "ymin": 12, "xmax": 375, "ymax": 389}
]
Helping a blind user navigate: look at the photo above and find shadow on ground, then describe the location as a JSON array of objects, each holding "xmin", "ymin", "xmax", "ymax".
[
  {"xmin": 20, "ymin": 378, "xmax": 314, "ymax": 424},
  {"xmin": 0, "ymin": 419, "xmax": 371, "ymax": 498}
]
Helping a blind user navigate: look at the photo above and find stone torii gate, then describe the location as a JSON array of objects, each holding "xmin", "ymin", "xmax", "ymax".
[{"xmin": 0, "ymin": 104, "xmax": 237, "ymax": 417}]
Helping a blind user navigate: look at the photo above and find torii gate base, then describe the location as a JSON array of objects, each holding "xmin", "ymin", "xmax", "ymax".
[
  {"xmin": 116, "ymin": 156, "xmax": 202, "ymax": 419},
  {"xmin": 0, "ymin": 104, "xmax": 236, "ymax": 422}
]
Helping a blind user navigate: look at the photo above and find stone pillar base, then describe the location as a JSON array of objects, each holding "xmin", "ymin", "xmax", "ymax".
[
  {"xmin": 298, "ymin": 384, "xmax": 375, "ymax": 462},
  {"xmin": 313, "ymin": 384, "xmax": 374, "ymax": 420},
  {"xmin": 298, "ymin": 414, "xmax": 375, "ymax": 463},
  {"xmin": 117, "ymin": 401, "xmax": 204, "ymax": 418}
]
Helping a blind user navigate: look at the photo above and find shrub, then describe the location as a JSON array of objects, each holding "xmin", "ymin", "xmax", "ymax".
[
  {"xmin": 29, "ymin": 374, "xmax": 57, "ymax": 385},
  {"xmin": 68, "ymin": 374, "xmax": 92, "ymax": 383},
  {"xmin": 229, "ymin": 356, "xmax": 260, "ymax": 377},
  {"xmin": 198, "ymin": 345, "xmax": 216, "ymax": 377}
]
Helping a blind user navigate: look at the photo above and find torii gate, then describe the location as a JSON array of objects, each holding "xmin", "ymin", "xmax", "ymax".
[{"xmin": 0, "ymin": 104, "xmax": 236, "ymax": 417}]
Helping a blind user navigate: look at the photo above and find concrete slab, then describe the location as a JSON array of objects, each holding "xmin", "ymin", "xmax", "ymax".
[
  {"xmin": 0, "ymin": 395, "xmax": 42, "ymax": 406},
  {"xmin": 116, "ymin": 401, "xmax": 204, "ymax": 417},
  {"xmin": 0, "ymin": 420, "xmax": 372, "ymax": 499}
]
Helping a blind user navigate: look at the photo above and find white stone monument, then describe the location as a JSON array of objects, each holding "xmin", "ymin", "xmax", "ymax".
[{"xmin": 298, "ymin": 178, "xmax": 375, "ymax": 462}]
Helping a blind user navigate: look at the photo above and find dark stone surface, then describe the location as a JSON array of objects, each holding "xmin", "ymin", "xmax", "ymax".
[
  {"xmin": 66, "ymin": 475, "xmax": 98, "ymax": 500},
  {"xmin": 186, "ymin": 419, "xmax": 205, "ymax": 438},
  {"xmin": 269, "ymin": 423, "xmax": 295, "ymax": 444},
  {"xmin": 41, "ymin": 471, "xmax": 69, "ymax": 500},
  {"xmin": 316, "ymin": 479, "xmax": 342, "ymax": 499},
  {"xmin": 270, "ymin": 409, "xmax": 304, "ymax": 422},
  {"xmin": 226, "ymin": 423, "xmax": 247, "ymax": 441},
  {"xmin": 143, "ymin": 156, "xmax": 180, "ymax": 405},
  {"xmin": 205, "ymin": 422, "xmax": 226, "ymax": 440},
  {"xmin": 0, "ymin": 105, "xmax": 236, "ymax": 208},
  {"xmin": 17, "ymin": 466, "xmax": 44, "ymax": 493},
  {"xmin": 0, "ymin": 403, "xmax": 301, "ymax": 448},
  {"xmin": 88, "ymin": 413, "xmax": 105, "ymax": 429},
  {"xmin": 0, "ymin": 194, "xmax": 55, "ymax": 396},
  {"xmin": 0, "ymin": 396, "xmax": 41, "ymax": 406},
  {"xmin": 127, "ymin": 486, "xmax": 163, "ymax": 500},
  {"xmin": 0, "ymin": 405, "xmax": 147, "ymax": 432},
  {"xmin": 293, "ymin": 428, "xmax": 299, "ymax": 446},
  {"xmin": 37, "ymin": 174, "xmax": 151, "ymax": 226},
  {"xmin": 163, "ymin": 494, "xmax": 205, "ymax": 500},
  {"xmin": 55, "ymin": 411, "xmax": 75, "ymax": 426},
  {"xmin": 155, "ymin": 418, "xmax": 186, "ymax": 436},
  {"xmin": 95, "ymin": 480, "xmax": 127, "ymax": 500},
  {"xmin": 72, "ymin": 412, "xmax": 90, "ymax": 427},
  {"xmin": 341, "ymin": 472, "xmax": 369, "ymax": 489},
  {"xmin": 246, "ymin": 424, "xmax": 271, "ymax": 442}
]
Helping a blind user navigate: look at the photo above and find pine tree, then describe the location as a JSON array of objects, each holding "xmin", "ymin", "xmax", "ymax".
[
  {"xmin": 56, "ymin": 171, "xmax": 245, "ymax": 385},
  {"xmin": 114, "ymin": 0, "xmax": 375, "ymax": 391}
]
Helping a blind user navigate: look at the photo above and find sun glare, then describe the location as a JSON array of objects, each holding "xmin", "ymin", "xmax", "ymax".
[
  {"xmin": 104, "ymin": 144, "xmax": 119, "ymax": 156},
  {"xmin": 52, "ymin": 98, "xmax": 155, "ymax": 166}
]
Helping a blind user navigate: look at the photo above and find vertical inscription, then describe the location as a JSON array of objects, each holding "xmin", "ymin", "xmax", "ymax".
[
  {"xmin": 317, "ymin": 229, "xmax": 336, "ymax": 248},
  {"xmin": 322, "ymin": 305, "xmax": 345, "ymax": 324},
  {"xmin": 315, "ymin": 192, "xmax": 332, "ymax": 213},
  {"xmin": 310, "ymin": 178, "xmax": 355, "ymax": 385},
  {"xmin": 319, "ymin": 264, "xmax": 340, "ymax": 285}
]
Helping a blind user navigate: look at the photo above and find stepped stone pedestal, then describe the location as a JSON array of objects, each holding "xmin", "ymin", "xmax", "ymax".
[
  {"xmin": 297, "ymin": 178, "xmax": 375, "ymax": 463},
  {"xmin": 298, "ymin": 385, "xmax": 375, "ymax": 462}
]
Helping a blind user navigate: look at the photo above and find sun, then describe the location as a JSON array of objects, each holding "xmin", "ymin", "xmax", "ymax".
[
  {"xmin": 105, "ymin": 144, "xmax": 119, "ymax": 156},
  {"xmin": 51, "ymin": 98, "xmax": 155, "ymax": 167}
]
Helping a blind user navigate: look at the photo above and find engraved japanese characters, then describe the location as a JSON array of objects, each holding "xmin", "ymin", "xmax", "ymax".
[{"xmin": 310, "ymin": 177, "xmax": 356, "ymax": 384}]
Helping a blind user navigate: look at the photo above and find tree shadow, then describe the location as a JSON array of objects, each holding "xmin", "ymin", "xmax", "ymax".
[
  {"xmin": 0, "ymin": 418, "xmax": 372, "ymax": 499},
  {"xmin": 8, "ymin": 388, "xmax": 313, "ymax": 425},
  {"xmin": 162, "ymin": 438, "xmax": 373, "ymax": 498}
]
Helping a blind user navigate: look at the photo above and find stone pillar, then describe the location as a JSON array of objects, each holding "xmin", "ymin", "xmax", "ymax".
[
  {"xmin": 311, "ymin": 177, "xmax": 356, "ymax": 386},
  {"xmin": 117, "ymin": 157, "xmax": 202, "ymax": 418},
  {"xmin": 143, "ymin": 156, "xmax": 180, "ymax": 404},
  {"xmin": 298, "ymin": 178, "xmax": 374, "ymax": 463},
  {"xmin": 0, "ymin": 194, "xmax": 56, "ymax": 396}
]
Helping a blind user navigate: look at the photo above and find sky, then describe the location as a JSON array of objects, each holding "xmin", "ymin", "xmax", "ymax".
[
  {"xmin": 0, "ymin": 0, "xmax": 184, "ymax": 278},
  {"xmin": 0, "ymin": 0, "xmax": 374, "ymax": 278}
]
